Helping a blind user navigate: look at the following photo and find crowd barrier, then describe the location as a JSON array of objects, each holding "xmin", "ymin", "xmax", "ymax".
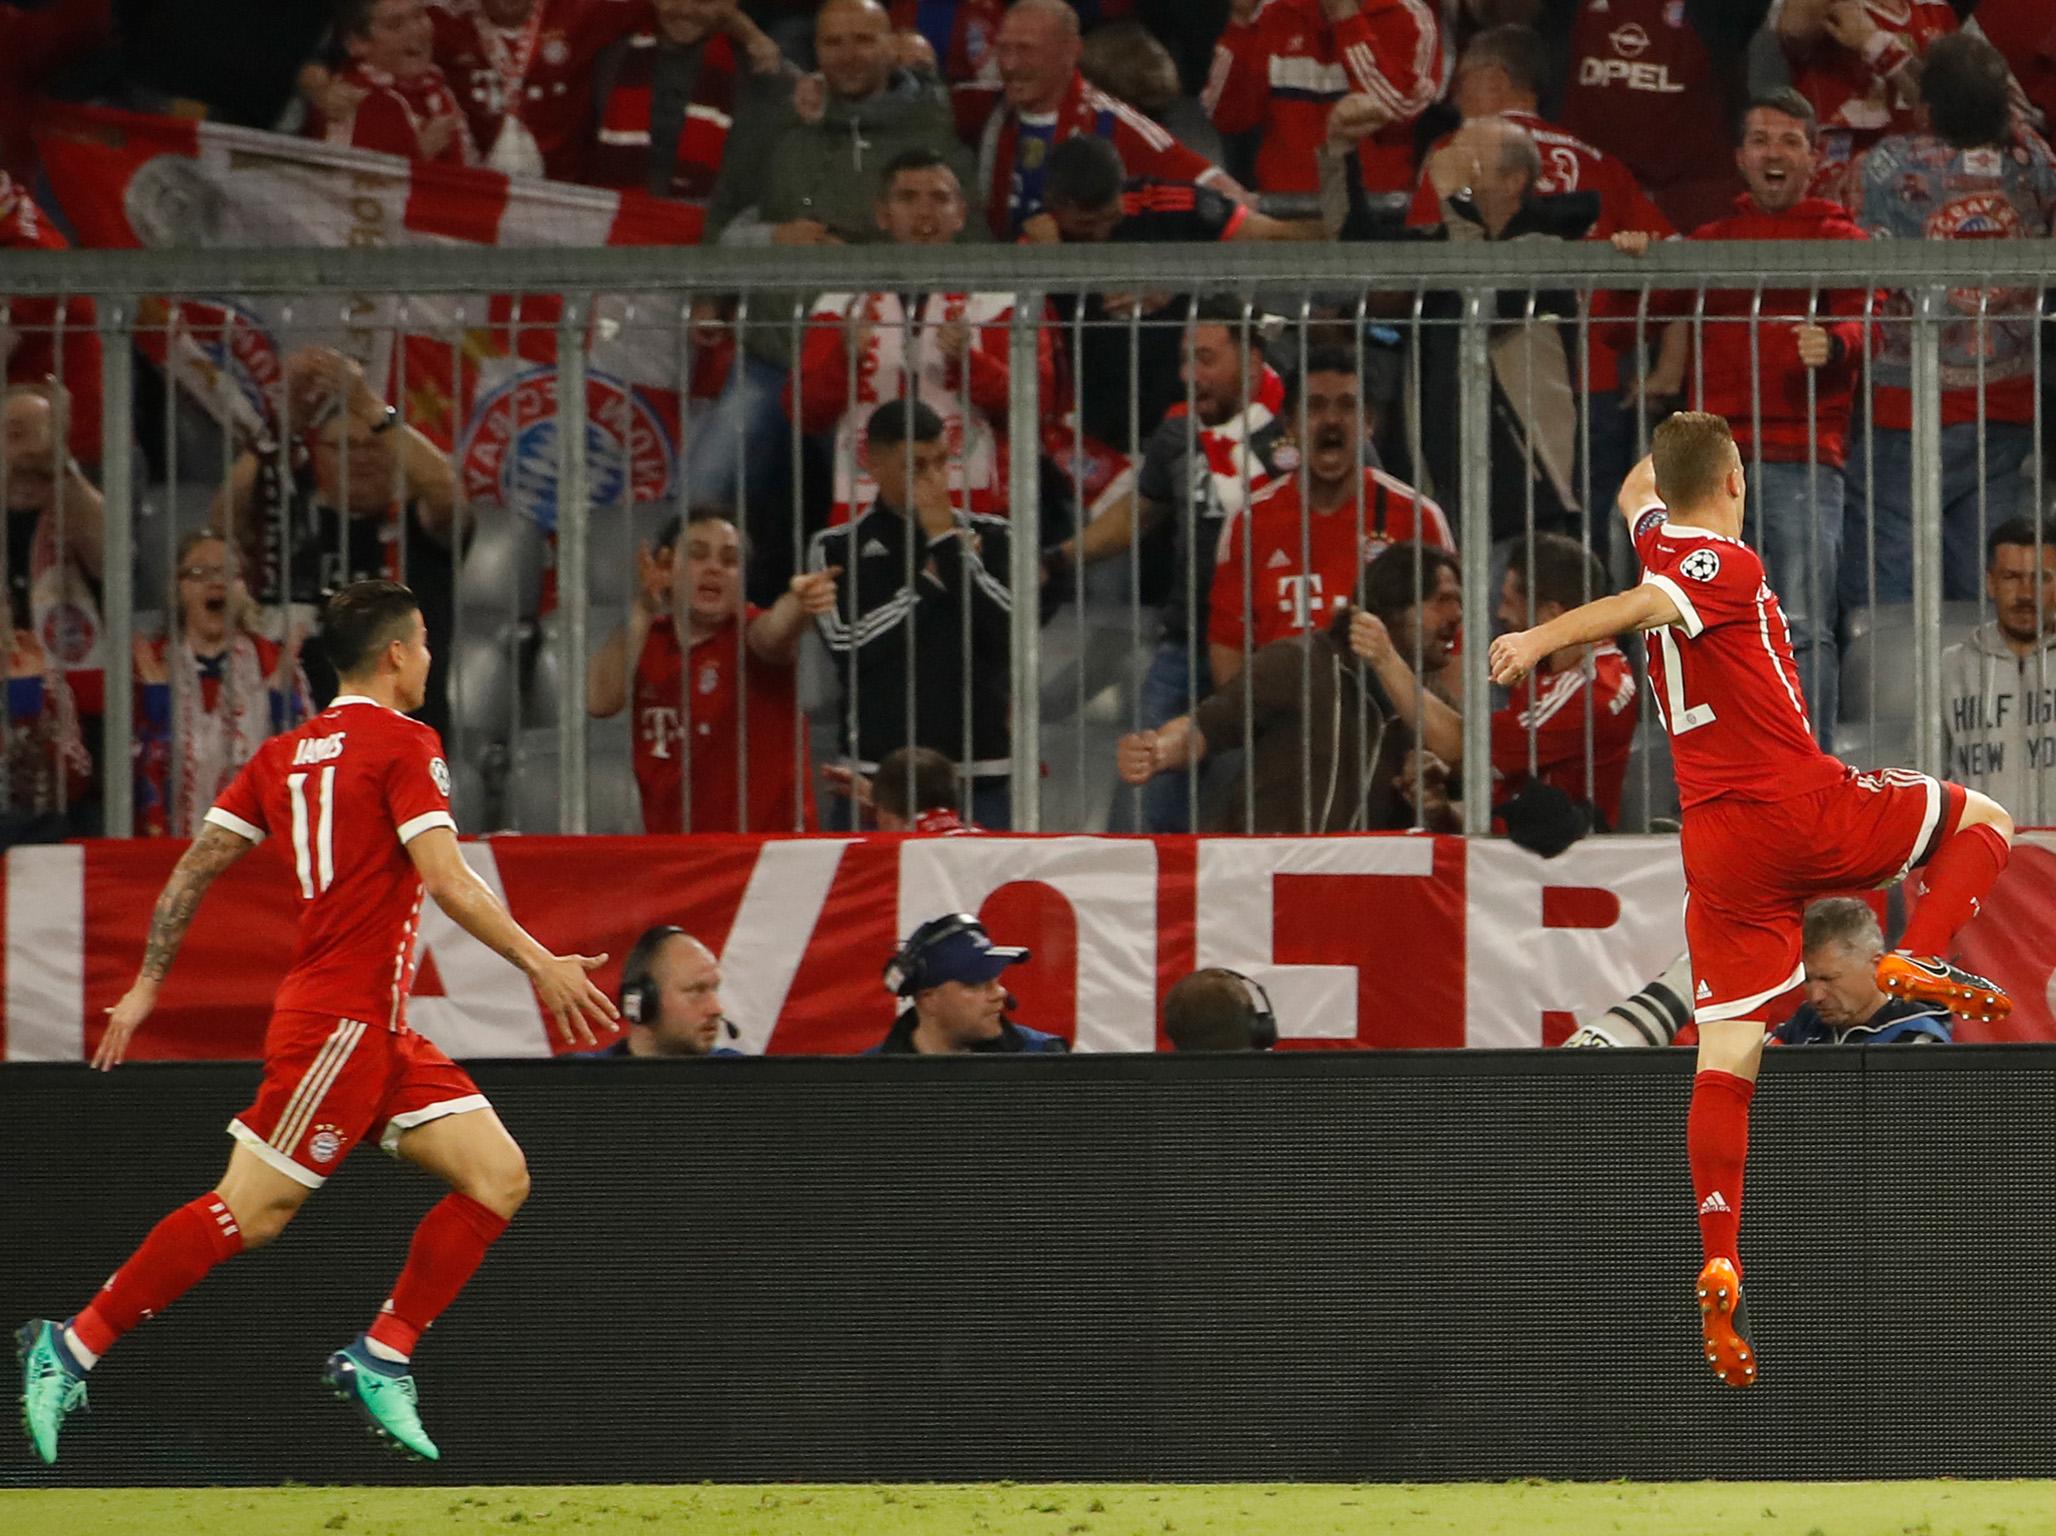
[
  {"xmin": 5, "ymin": 111, "xmax": 2054, "ymax": 843},
  {"xmin": 6, "ymin": 829, "xmax": 2056, "ymax": 1062},
  {"xmin": 6, "ymin": 1048, "xmax": 2056, "ymax": 1487}
]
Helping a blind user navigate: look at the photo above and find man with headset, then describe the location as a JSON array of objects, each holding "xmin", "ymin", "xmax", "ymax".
[
  {"xmin": 593, "ymin": 926, "xmax": 742, "ymax": 1058},
  {"xmin": 869, "ymin": 914, "xmax": 1068, "ymax": 1055},
  {"xmin": 1162, "ymin": 968, "xmax": 1278, "ymax": 1052}
]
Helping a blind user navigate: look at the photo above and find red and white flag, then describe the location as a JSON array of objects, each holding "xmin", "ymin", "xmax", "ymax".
[{"xmin": 34, "ymin": 105, "xmax": 718, "ymax": 530}]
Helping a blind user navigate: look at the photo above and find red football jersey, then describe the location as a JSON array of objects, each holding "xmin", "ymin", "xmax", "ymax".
[
  {"xmin": 206, "ymin": 696, "xmax": 456, "ymax": 1030},
  {"xmin": 1209, "ymin": 468, "xmax": 1450, "ymax": 654},
  {"xmin": 631, "ymin": 613, "xmax": 813, "ymax": 834},
  {"xmin": 1490, "ymin": 642, "xmax": 1638, "ymax": 827},
  {"xmin": 1633, "ymin": 508, "xmax": 1845, "ymax": 809}
]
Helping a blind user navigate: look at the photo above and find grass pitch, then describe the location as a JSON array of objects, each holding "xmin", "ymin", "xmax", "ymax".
[{"xmin": 2, "ymin": 1481, "xmax": 2051, "ymax": 1536}]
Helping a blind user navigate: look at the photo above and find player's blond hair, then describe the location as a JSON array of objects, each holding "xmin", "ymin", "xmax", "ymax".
[{"xmin": 1651, "ymin": 412, "xmax": 1738, "ymax": 512}]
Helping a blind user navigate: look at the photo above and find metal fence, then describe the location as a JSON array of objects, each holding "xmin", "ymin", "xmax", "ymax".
[{"xmin": 2, "ymin": 240, "xmax": 2051, "ymax": 840}]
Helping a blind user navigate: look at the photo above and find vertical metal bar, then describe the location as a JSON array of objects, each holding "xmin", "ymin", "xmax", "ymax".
[
  {"xmin": 1457, "ymin": 288, "xmax": 1492, "ymax": 834},
  {"xmin": 788, "ymin": 297, "xmax": 808, "ymax": 831},
  {"xmin": 1910, "ymin": 286, "xmax": 1945, "ymax": 778},
  {"xmin": 555, "ymin": 297, "xmax": 591, "ymax": 833},
  {"xmin": 446, "ymin": 315, "xmax": 467, "ymax": 817},
  {"xmin": 732, "ymin": 294, "xmax": 750, "ymax": 833},
  {"xmin": 1521, "ymin": 289, "xmax": 1538, "ymax": 787},
  {"xmin": 1070, "ymin": 295, "xmax": 1087, "ymax": 812},
  {"xmin": 676, "ymin": 298, "xmax": 695, "ymax": 833},
  {"xmin": 1295, "ymin": 297, "xmax": 1311, "ymax": 833},
  {"xmin": 1008, "ymin": 289, "xmax": 1043, "ymax": 831},
  {"xmin": 101, "ymin": 301, "xmax": 135, "ymax": 837},
  {"xmin": 1803, "ymin": 287, "xmax": 1821, "ymax": 744},
  {"xmin": 1237, "ymin": 296, "xmax": 1256, "ymax": 834}
]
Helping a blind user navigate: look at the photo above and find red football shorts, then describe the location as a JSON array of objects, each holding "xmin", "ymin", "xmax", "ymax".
[
  {"xmin": 228, "ymin": 1010, "xmax": 489, "ymax": 1187},
  {"xmin": 1679, "ymin": 768, "xmax": 1966, "ymax": 1023}
]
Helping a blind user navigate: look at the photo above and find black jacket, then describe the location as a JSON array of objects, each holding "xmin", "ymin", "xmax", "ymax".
[{"xmin": 807, "ymin": 501, "xmax": 1014, "ymax": 773}]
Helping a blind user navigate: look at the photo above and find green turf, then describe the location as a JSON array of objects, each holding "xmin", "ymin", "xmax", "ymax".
[{"xmin": 2, "ymin": 1482, "xmax": 2052, "ymax": 1536}]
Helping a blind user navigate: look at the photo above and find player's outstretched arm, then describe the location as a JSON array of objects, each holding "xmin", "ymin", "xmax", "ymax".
[
  {"xmin": 1488, "ymin": 584, "xmax": 1684, "ymax": 688},
  {"xmin": 1616, "ymin": 454, "xmax": 1661, "ymax": 541},
  {"xmin": 405, "ymin": 827, "xmax": 620, "ymax": 1047},
  {"xmin": 97, "ymin": 822, "xmax": 256, "ymax": 1070}
]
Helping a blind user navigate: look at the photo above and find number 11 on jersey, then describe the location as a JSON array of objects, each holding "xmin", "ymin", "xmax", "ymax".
[{"xmin": 287, "ymin": 767, "xmax": 337, "ymax": 897}]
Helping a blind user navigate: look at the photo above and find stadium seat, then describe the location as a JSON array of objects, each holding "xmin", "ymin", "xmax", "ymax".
[
  {"xmin": 1831, "ymin": 716, "xmax": 1916, "ymax": 770},
  {"xmin": 509, "ymin": 723, "xmax": 639, "ymax": 833},
  {"xmin": 456, "ymin": 512, "xmax": 547, "ymax": 628},
  {"xmin": 1616, "ymin": 728, "xmax": 1679, "ymax": 833}
]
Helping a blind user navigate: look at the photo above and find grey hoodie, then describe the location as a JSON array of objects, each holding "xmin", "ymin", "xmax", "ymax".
[{"xmin": 1940, "ymin": 620, "xmax": 2056, "ymax": 824}]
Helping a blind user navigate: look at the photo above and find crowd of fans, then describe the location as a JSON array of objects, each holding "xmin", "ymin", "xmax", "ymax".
[{"xmin": 5, "ymin": 0, "xmax": 2056, "ymax": 846}]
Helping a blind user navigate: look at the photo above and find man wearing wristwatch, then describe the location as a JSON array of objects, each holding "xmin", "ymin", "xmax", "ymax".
[{"xmin": 212, "ymin": 346, "xmax": 462, "ymax": 738}]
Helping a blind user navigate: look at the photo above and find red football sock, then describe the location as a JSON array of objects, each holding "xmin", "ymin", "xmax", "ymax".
[
  {"xmin": 1688, "ymin": 1070, "xmax": 1754, "ymax": 1280},
  {"xmin": 1900, "ymin": 823, "xmax": 2010, "ymax": 956},
  {"xmin": 71, "ymin": 1194, "xmax": 246, "ymax": 1359},
  {"xmin": 365, "ymin": 1193, "xmax": 509, "ymax": 1360}
]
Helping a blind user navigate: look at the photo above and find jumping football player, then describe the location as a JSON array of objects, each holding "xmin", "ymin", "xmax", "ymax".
[
  {"xmin": 18, "ymin": 580, "xmax": 619, "ymax": 1463},
  {"xmin": 1489, "ymin": 413, "xmax": 2013, "ymax": 1389}
]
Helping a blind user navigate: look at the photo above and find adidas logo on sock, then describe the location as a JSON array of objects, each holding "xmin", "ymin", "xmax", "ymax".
[
  {"xmin": 1695, "ymin": 979, "xmax": 1712, "ymax": 1001},
  {"xmin": 1699, "ymin": 1191, "xmax": 1731, "ymax": 1215}
]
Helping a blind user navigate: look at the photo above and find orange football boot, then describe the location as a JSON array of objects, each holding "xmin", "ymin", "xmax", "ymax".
[{"xmin": 1697, "ymin": 1257, "xmax": 1757, "ymax": 1388}]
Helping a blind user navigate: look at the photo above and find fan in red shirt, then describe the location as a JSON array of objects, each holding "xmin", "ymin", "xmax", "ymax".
[
  {"xmin": 1773, "ymin": 0, "xmax": 1958, "ymax": 205},
  {"xmin": 586, "ymin": 509, "xmax": 835, "ymax": 833},
  {"xmin": 1, "ymin": 174, "xmax": 102, "ymax": 465},
  {"xmin": 1489, "ymin": 532, "xmax": 1637, "ymax": 829},
  {"xmin": 1631, "ymin": 89, "xmax": 1873, "ymax": 740},
  {"xmin": 429, "ymin": 0, "xmax": 649, "ymax": 179},
  {"xmin": 1490, "ymin": 417, "xmax": 2015, "ymax": 1395},
  {"xmin": 16, "ymin": 581, "xmax": 618, "ymax": 1469},
  {"xmin": 1205, "ymin": 0, "xmax": 1446, "ymax": 198},
  {"xmin": 1208, "ymin": 350, "xmax": 1450, "ymax": 687},
  {"xmin": 321, "ymin": 0, "xmax": 478, "ymax": 164},
  {"xmin": 977, "ymin": 0, "xmax": 1233, "ymax": 239}
]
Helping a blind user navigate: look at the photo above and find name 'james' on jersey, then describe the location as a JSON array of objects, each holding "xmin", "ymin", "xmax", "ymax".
[
  {"xmin": 205, "ymin": 695, "xmax": 456, "ymax": 1030},
  {"xmin": 1634, "ymin": 509, "xmax": 1848, "ymax": 809}
]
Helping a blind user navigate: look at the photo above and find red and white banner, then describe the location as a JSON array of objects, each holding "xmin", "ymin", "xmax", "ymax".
[
  {"xmin": 33, "ymin": 106, "xmax": 706, "ymax": 530},
  {"xmin": 5, "ymin": 832, "xmax": 2052, "ymax": 1063}
]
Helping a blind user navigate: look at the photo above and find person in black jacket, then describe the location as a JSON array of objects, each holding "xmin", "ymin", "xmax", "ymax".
[{"xmin": 807, "ymin": 398, "xmax": 1015, "ymax": 828}]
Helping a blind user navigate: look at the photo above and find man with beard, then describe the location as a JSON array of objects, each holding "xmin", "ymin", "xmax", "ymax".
[
  {"xmin": 1208, "ymin": 350, "xmax": 1451, "ymax": 689},
  {"xmin": 1045, "ymin": 297, "xmax": 1286, "ymax": 833},
  {"xmin": 1117, "ymin": 543, "xmax": 1463, "ymax": 833},
  {"xmin": 1942, "ymin": 517, "xmax": 2056, "ymax": 827}
]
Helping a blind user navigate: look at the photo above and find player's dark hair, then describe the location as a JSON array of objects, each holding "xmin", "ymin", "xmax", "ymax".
[
  {"xmin": 1986, "ymin": 515, "xmax": 2056, "ymax": 566},
  {"xmin": 872, "ymin": 746, "xmax": 958, "ymax": 820},
  {"xmin": 321, "ymin": 579, "xmax": 422, "ymax": 678},
  {"xmin": 1163, "ymin": 969, "xmax": 1264, "ymax": 1052},
  {"xmin": 1460, "ymin": 25, "xmax": 1550, "ymax": 103},
  {"xmin": 1506, "ymin": 532, "xmax": 1609, "ymax": 614},
  {"xmin": 1356, "ymin": 541, "xmax": 1459, "ymax": 629},
  {"xmin": 1738, "ymin": 88, "xmax": 1817, "ymax": 145},
  {"xmin": 865, "ymin": 397, "xmax": 945, "ymax": 448},
  {"xmin": 1803, "ymin": 898, "xmax": 1883, "ymax": 959},
  {"xmin": 1650, "ymin": 412, "xmax": 1737, "ymax": 511},
  {"xmin": 879, "ymin": 147, "xmax": 958, "ymax": 197},
  {"xmin": 1920, "ymin": 32, "xmax": 2012, "ymax": 150},
  {"xmin": 1044, "ymin": 134, "xmax": 1126, "ymax": 212}
]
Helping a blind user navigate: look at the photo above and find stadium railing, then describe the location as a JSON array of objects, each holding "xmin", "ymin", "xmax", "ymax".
[{"xmin": 1, "ymin": 240, "xmax": 2048, "ymax": 839}]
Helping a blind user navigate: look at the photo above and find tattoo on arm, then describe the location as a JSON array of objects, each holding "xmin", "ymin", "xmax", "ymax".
[{"xmin": 140, "ymin": 824, "xmax": 252, "ymax": 981}]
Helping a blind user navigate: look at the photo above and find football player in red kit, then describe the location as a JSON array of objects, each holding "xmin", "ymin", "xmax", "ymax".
[
  {"xmin": 17, "ymin": 581, "xmax": 619, "ymax": 1464},
  {"xmin": 1489, "ymin": 413, "xmax": 2013, "ymax": 1390}
]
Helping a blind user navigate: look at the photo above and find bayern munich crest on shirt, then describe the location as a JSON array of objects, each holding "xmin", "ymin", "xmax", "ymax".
[
  {"xmin": 308, "ymin": 1125, "xmax": 343, "ymax": 1163},
  {"xmin": 458, "ymin": 367, "xmax": 675, "ymax": 534},
  {"xmin": 1680, "ymin": 548, "xmax": 1721, "ymax": 582}
]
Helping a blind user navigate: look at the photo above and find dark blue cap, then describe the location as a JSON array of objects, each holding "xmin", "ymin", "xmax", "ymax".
[{"xmin": 885, "ymin": 913, "xmax": 1030, "ymax": 994}]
